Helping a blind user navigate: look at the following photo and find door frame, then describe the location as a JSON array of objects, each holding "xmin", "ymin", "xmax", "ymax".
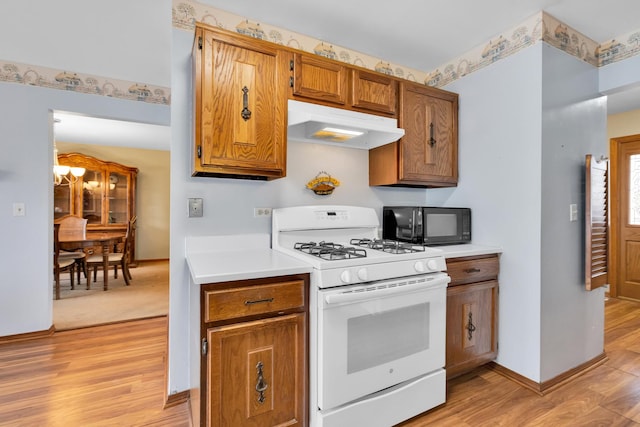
[{"xmin": 609, "ymin": 133, "xmax": 640, "ymax": 298}]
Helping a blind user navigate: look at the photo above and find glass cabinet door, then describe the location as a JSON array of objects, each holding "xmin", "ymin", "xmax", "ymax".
[
  {"xmin": 108, "ymin": 172, "xmax": 128, "ymax": 224},
  {"xmin": 82, "ymin": 169, "xmax": 103, "ymax": 224},
  {"xmin": 53, "ymin": 185, "xmax": 71, "ymax": 219}
]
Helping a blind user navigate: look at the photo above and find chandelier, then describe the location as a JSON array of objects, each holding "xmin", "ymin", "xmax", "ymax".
[{"xmin": 53, "ymin": 119, "xmax": 85, "ymax": 186}]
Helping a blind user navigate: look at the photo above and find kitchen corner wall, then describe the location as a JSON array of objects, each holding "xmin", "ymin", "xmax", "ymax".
[{"xmin": 434, "ymin": 43, "xmax": 607, "ymax": 383}]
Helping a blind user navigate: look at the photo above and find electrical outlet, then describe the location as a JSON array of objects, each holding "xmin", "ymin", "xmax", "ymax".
[
  {"xmin": 254, "ymin": 207, "xmax": 272, "ymax": 218},
  {"xmin": 188, "ymin": 198, "xmax": 203, "ymax": 217}
]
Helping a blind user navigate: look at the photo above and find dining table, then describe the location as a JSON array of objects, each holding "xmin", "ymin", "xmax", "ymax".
[{"xmin": 58, "ymin": 231, "xmax": 126, "ymax": 291}]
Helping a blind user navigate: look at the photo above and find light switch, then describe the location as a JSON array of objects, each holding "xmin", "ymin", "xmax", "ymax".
[
  {"xmin": 13, "ymin": 202, "xmax": 25, "ymax": 217},
  {"xmin": 188, "ymin": 198, "xmax": 203, "ymax": 217},
  {"xmin": 569, "ymin": 204, "xmax": 578, "ymax": 222}
]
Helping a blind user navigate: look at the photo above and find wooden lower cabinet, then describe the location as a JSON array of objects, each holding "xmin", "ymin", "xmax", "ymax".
[
  {"xmin": 201, "ymin": 274, "xmax": 309, "ymax": 427},
  {"xmin": 445, "ymin": 255, "xmax": 499, "ymax": 379}
]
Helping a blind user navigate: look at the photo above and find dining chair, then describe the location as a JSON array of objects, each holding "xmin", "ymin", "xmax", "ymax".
[
  {"xmin": 86, "ymin": 216, "xmax": 136, "ymax": 287},
  {"xmin": 54, "ymin": 224, "xmax": 76, "ymax": 300},
  {"xmin": 56, "ymin": 215, "xmax": 89, "ymax": 288}
]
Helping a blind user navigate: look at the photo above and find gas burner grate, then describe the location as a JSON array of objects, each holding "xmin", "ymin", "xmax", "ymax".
[
  {"xmin": 350, "ymin": 238, "xmax": 425, "ymax": 254},
  {"xmin": 294, "ymin": 241, "xmax": 367, "ymax": 260}
]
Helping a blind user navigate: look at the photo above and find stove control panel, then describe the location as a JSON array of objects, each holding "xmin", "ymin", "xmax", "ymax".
[{"xmin": 317, "ymin": 256, "xmax": 448, "ymax": 288}]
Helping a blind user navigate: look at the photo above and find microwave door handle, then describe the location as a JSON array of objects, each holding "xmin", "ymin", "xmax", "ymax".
[
  {"xmin": 324, "ymin": 277, "xmax": 449, "ymax": 305},
  {"xmin": 412, "ymin": 209, "xmax": 417, "ymax": 239}
]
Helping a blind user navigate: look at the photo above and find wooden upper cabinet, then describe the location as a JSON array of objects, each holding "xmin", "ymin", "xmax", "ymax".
[
  {"xmin": 369, "ymin": 81, "xmax": 458, "ymax": 187},
  {"xmin": 291, "ymin": 52, "xmax": 348, "ymax": 105},
  {"xmin": 351, "ymin": 69, "xmax": 397, "ymax": 116},
  {"xmin": 290, "ymin": 52, "xmax": 397, "ymax": 117},
  {"xmin": 193, "ymin": 24, "xmax": 287, "ymax": 180}
]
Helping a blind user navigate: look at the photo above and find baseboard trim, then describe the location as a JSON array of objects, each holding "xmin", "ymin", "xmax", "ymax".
[
  {"xmin": 488, "ymin": 352, "xmax": 608, "ymax": 395},
  {"xmin": 165, "ymin": 390, "xmax": 190, "ymax": 409},
  {"xmin": 0, "ymin": 325, "xmax": 55, "ymax": 344}
]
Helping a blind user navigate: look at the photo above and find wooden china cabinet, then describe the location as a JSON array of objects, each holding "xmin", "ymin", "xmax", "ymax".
[{"xmin": 54, "ymin": 153, "xmax": 138, "ymax": 264}]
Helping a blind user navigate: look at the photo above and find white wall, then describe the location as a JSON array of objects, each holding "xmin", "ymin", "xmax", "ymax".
[
  {"xmin": 431, "ymin": 45, "xmax": 545, "ymax": 381},
  {"xmin": 2, "ymin": 0, "xmax": 170, "ymax": 87},
  {"xmin": 0, "ymin": 0, "xmax": 171, "ymax": 337},
  {"xmin": 0, "ymin": 83, "xmax": 169, "ymax": 337},
  {"xmin": 434, "ymin": 43, "xmax": 608, "ymax": 383},
  {"xmin": 539, "ymin": 44, "xmax": 606, "ymax": 381}
]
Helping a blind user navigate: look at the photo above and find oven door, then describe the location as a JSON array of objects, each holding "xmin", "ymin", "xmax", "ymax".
[{"xmin": 317, "ymin": 273, "xmax": 448, "ymax": 410}]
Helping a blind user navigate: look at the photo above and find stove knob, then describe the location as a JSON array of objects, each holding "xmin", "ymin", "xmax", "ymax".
[
  {"xmin": 414, "ymin": 261, "xmax": 425, "ymax": 272},
  {"xmin": 357, "ymin": 268, "xmax": 368, "ymax": 281},
  {"xmin": 427, "ymin": 259, "xmax": 439, "ymax": 271},
  {"xmin": 340, "ymin": 270, "xmax": 352, "ymax": 283}
]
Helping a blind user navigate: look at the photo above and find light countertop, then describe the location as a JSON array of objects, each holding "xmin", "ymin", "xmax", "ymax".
[
  {"xmin": 186, "ymin": 234, "xmax": 312, "ymax": 285},
  {"xmin": 436, "ymin": 243, "xmax": 502, "ymax": 259},
  {"xmin": 186, "ymin": 236, "xmax": 501, "ymax": 285}
]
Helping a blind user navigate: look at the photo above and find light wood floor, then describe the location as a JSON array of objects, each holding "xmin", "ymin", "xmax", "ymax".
[
  {"xmin": 0, "ymin": 317, "xmax": 190, "ymax": 427},
  {"xmin": 401, "ymin": 296, "xmax": 640, "ymax": 426},
  {"xmin": 0, "ymin": 298, "xmax": 638, "ymax": 426}
]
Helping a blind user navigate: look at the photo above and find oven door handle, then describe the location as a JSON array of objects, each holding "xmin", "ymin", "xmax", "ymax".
[{"xmin": 324, "ymin": 277, "xmax": 449, "ymax": 305}]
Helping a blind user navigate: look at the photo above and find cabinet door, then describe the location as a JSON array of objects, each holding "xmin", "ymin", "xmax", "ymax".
[
  {"xmin": 53, "ymin": 185, "xmax": 72, "ymax": 219},
  {"xmin": 196, "ymin": 28, "xmax": 287, "ymax": 179},
  {"xmin": 446, "ymin": 280, "xmax": 498, "ymax": 379},
  {"xmin": 80, "ymin": 168, "xmax": 104, "ymax": 225},
  {"xmin": 398, "ymin": 82, "xmax": 458, "ymax": 186},
  {"xmin": 291, "ymin": 52, "xmax": 348, "ymax": 105},
  {"xmin": 351, "ymin": 69, "xmax": 397, "ymax": 116},
  {"xmin": 206, "ymin": 313, "xmax": 306, "ymax": 427}
]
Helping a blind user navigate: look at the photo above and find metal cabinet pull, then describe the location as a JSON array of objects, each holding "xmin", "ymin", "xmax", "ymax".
[
  {"xmin": 466, "ymin": 312, "xmax": 477, "ymax": 341},
  {"xmin": 428, "ymin": 122, "xmax": 437, "ymax": 147},
  {"xmin": 464, "ymin": 268, "xmax": 481, "ymax": 273},
  {"xmin": 241, "ymin": 86, "xmax": 252, "ymax": 121},
  {"xmin": 255, "ymin": 361, "xmax": 268, "ymax": 404},
  {"xmin": 244, "ymin": 297, "xmax": 274, "ymax": 305}
]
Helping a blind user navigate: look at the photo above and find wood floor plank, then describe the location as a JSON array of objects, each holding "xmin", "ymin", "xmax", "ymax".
[
  {"xmin": 0, "ymin": 317, "xmax": 188, "ymax": 427},
  {"xmin": 400, "ymin": 297, "xmax": 640, "ymax": 427},
  {"xmin": 1, "ymin": 298, "xmax": 639, "ymax": 426}
]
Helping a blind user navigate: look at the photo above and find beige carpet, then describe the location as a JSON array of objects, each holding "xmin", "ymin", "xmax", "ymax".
[{"xmin": 53, "ymin": 260, "xmax": 169, "ymax": 330}]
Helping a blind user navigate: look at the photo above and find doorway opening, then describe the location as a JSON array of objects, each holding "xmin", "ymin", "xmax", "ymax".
[{"xmin": 52, "ymin": 111, "xmax": 170, "ymax": 329}]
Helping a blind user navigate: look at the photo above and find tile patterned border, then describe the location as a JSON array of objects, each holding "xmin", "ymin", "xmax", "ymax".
[{"xmin": 173, "ymin": 0, "xmax": 640, "ymax": 88}]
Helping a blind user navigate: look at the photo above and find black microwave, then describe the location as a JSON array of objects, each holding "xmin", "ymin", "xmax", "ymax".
[{"xmin": 382, "ymin": 206, "xmax": 471, "ymax": 246}]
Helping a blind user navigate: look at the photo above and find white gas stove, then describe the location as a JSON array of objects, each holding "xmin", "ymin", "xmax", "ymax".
[
  {"xmin": 272, "ymin": 206, "xmax": 448, "ymax": 427},
  {"xmin": 272, "ymin": 205, "xmax": 447, "ymax": 287}
]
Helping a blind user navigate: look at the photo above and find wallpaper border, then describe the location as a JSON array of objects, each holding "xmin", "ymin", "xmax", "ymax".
[
  {"xmin": 173, "ymin": 1, "xmax": 640, "ymax": 89},
  {"xmin": 0, "ymin": 61, "xmax": 171, "ymax": 105},
  {"xmin": 2, "ymin": 3, "xmax": 637, "ymax": 104}
]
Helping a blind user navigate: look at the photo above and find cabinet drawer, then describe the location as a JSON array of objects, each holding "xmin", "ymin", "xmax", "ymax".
[
  {"xmin": 205, "ymin": 280, "xmax": 305, "ymax": 323},
  {"xmin": 447, "ymin": 255, "xmax": 499, "ymax": 286}
]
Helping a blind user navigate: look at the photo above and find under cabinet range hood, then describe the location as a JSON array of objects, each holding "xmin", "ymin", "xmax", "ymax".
[{"xmin": 287, "ymin": 99, "xmax": 405, "ymax": 149}]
